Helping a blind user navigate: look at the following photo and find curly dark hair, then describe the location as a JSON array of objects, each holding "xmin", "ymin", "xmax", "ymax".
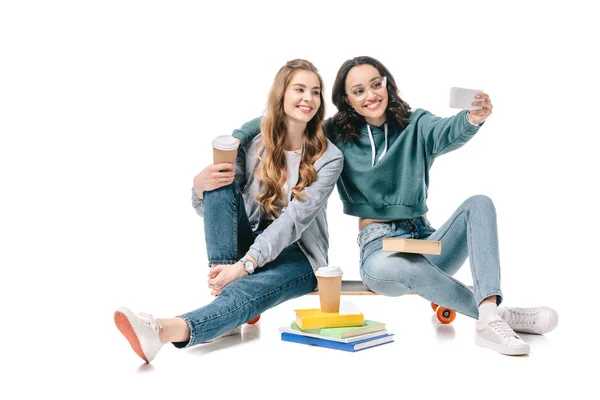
[{"xmin": 325, "ymin": 56, "xmax": 412, "ymax": 144}]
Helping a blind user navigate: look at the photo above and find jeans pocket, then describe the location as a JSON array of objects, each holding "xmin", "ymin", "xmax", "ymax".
[
  {"xmin": 358, "ymin": 223, "xmax": 390, "ymax": 262},
  {"xmin": 360, "ymin": 239, "xmax": 384, "ymax": 265},
  {"xmin": 357, "ymin": 223, "xmax": 390, "ymax": 248}
]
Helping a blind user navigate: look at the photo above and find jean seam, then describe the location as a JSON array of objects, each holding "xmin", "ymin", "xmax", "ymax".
[
  {"xmin": 208, "ymin": 259, "xmax": 237, "ymax": 265},
  {"xmin": 248, "ymin": 270, "xmax": 316, "ymax": 305},
  {"xmin": 186, "ymin": 270, "xmax": 316, "ymax": 345},
  {"xmin": 433, "ymin": 207, "xmax": 468, "ymax": 243},
  {"xmin": 361, "ymin": 250, "xmax": 474, "ymax": 295},
  {"xmin": 434, "ymin": 208, "xmax": 482, "ymax": 291},
  {"xmin": 233, "ymin": 192, "xmax": 239, "ymax": 260},
  {"xmin": 361, "ymin": 262, "xmax": 414, "ymax": 291},
  {"xmin": 464, "ymin": 210, "xmax": 482, "ymax": 293}
]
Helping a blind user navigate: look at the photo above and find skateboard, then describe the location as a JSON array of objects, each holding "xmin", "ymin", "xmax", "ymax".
[
  {"xmin": 307, "ymin": 279, "xmax": 378, "ymax": 295},
  {"xmin": 245, "ymin": 280, "xmax": 456, "ymax": 325}
]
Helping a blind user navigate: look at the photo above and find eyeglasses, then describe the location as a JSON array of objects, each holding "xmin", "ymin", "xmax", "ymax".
[{"xmin": 346, "ymin": 76, "xmax": 387, "ymax": 101}]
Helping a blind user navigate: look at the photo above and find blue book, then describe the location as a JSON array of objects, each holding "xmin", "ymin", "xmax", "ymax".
[{"xmin": 280, "ymin": 332, "xmax": 394, "ymax": 352}]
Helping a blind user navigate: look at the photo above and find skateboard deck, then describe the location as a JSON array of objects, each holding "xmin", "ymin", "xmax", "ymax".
[
  {"xmin": 246, "ymin": 282, "xmax": 449, "ymax": 325},
  {"xmin": 308, "ymin": 280, "xmax": 378, "ymax": 296}
]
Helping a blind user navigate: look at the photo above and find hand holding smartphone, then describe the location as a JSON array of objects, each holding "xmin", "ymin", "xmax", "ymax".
[{"xmin": 449, "ymin": 87, "xmax": 483, "ymax": 110}]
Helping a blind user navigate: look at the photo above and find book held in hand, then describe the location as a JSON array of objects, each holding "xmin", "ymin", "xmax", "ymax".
[
  {"xmin": 381, "ymin": 238, "xmax": 441, "ymax": 255},
  {"xmin": 281, "ymin": 332, "xmax": 394, "ymax": 352}
]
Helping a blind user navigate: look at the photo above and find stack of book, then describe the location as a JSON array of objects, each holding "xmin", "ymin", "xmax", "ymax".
[{"xmin": 279, "ymin": 307, "xmax": 394, "ymax": 352}]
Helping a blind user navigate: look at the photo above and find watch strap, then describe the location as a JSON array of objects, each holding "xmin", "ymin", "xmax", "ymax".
[{"xmin": 239, "ymin": 256, "xmax": 254, "ymax": 274}]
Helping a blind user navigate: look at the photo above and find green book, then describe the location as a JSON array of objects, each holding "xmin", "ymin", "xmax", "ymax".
[{"xmin": 291, "ymin": 320, "xmax": 386, "ymax": 339}]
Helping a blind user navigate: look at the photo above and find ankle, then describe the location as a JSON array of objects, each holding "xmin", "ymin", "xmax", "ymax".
[
  {"xmin": 159, "ymin": 317, "xmax": 190, "ymax": 344},
  {"xmin": 478, "ymin": 301, "xmax": 499, "ymax": 323},
  {"xmin": 157, "ymin": 319, "xmax": 168, "ymax": 344}
]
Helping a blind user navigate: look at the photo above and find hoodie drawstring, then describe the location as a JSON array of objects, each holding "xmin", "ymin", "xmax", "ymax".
[{"xmin": 367, "ymin": 123, "xmax": 388, "ymax": 167}]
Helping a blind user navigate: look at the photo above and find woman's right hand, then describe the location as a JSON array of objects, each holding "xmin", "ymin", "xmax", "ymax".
[{"xmin": 193, "ymin": 164, "xmax": 235, "ymax": 199}]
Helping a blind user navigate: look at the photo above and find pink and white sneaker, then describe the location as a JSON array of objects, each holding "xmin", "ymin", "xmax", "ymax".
[
  {"xmin": 475, "ymin": 316, "xmax": 530, "ymax": 356},
  {"xmin": 114, "ymin": 306, "xmax": 164, "ymax": 363},
  {"xmin": 499, "ymin": 306, "xmax": 558, "ymax": 335}
]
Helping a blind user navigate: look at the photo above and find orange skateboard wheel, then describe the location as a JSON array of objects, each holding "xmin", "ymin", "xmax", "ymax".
[
  {"xmin": 431, "ymin": 302, "xmax": 438, "ymax": 312},
  {"xmin": 246, "ymin": 315, "xmax": 261, "ymax": 324},
  {"xmin": 436, "ymin": 307, "xmax": 456, "ymax": 324}
]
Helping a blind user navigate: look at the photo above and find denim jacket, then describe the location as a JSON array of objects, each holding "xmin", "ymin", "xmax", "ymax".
[{"xmin": 192, "ymin": 134, "xmax": 343, "ymax": 271}]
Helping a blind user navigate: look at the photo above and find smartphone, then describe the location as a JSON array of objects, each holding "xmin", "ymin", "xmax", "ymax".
[{"xmin": 449, "ymin": 87, "xmax": 482, "ymax": 110}]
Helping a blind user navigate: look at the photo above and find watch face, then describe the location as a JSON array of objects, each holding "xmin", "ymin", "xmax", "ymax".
[{"xmin": 245, "ymin": 261, "xmax": 254, "ymax": 273}]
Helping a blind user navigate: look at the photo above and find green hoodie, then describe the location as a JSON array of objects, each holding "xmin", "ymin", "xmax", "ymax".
[{"xmin": 232, "ymin": 108, "xmax": 481, "ymax": 220}]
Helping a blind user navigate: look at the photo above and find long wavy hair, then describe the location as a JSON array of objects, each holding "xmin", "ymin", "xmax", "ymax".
[
  {"xmin": 257, "ymin": 59, "xmax": 328, "ymax": 218},
  {"xmin": 325, "ymin": 56, "xmax": 412, "ymax": 144}
]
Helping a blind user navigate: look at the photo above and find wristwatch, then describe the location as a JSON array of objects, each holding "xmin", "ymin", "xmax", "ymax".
[{"xmin": 239, "ymin": 256, "xmax": 255, "ymax": 275}]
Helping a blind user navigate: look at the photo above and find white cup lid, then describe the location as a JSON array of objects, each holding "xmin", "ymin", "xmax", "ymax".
[
  {"xmin": 315, "ymin": 266, "xmax": 343, "ymax": 277},
  {"xmin": 212, "ymin": 135, "xmax": 239, "ymax": 151}
]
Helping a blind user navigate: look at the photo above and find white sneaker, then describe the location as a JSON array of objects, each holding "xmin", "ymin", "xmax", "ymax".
[
  {"xmin": 203, "ymin": 326, "xmax": 242, "ymax": 343},
  {"xmin": 114, "ymin": 306, "xmax": 164, "ymax": 363},
  {"xmin": 475, "ymin": 316, "xmax": 530, "ymax": 355},
  {"xmin": 499, "ymin": 306, "xmax": 558, "ymax": 335}
]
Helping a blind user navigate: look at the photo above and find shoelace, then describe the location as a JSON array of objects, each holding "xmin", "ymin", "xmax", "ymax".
[
  {"xmin": 506, "ymin": 308, "xmax": 539, "ymax": 326},
  {"xmin": 489, "ymin": 319, "xmax": 520, "ymax": 339},
  {"xmin": 138, "ymin": 312, "xmax": 163, "ymax": 333}
]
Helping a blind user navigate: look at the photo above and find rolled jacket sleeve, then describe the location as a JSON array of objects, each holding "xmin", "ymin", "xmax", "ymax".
[{"xmin": 191, "ymin": 188, "xmax": 205, "ymax": 217}]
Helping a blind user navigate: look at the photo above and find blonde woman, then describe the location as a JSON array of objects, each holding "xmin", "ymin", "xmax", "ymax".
[{"xmin": 114, "ymin": 59, "xmax": 343, "ymax": 363}]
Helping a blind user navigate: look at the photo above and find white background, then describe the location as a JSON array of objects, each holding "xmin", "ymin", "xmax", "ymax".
[{"xmin": 1, "ymin": 0, "xmax": 599, "ymax": 398}]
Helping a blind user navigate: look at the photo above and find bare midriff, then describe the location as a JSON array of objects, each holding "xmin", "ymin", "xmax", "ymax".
[
  {"xmin": 358, "ymin": 218, "xmax": 393, "ymax": 231},
  {"xmin": 358, "ymin": 214, "xmax": 428, "ymax": 231}
]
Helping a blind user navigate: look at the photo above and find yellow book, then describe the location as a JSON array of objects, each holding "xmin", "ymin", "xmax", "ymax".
[{"xmin": 294, "ymin": 308, "xmax": 364, "ymax": 330}]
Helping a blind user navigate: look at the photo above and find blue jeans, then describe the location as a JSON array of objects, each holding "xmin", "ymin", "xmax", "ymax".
[
  {"xmin": 173, "ymin": 183, "xmax": 317, "ymax": 348},
  {"xmin": 359, "ymin": 195, "xmax": 503, "ymax": 319}
]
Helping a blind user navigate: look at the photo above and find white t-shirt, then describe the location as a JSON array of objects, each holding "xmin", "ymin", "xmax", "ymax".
[
  {"xmin": 283, "ymin": 149, "xmax": 302, "ymax": 201},
  {"xmin": 265, "ymin": 149, "xmax": 302, "ymax": 220}
]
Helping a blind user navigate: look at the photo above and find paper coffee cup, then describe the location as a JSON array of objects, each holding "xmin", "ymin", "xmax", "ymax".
[
  {"xmin": 315, "ymin": 266, "xmax": 343, "ymax": 313},
  {"xmin": 212, "ymin": 135, "xmax": 239, "ymax": 165}
]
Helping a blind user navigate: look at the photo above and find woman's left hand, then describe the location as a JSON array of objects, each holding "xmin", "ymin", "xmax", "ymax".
[
  {"xmin": 207, "ymin": 262, "xmax": 247, "ymax": 296},
  {"xmin": 467, "ymin": 92, "xmax": 493, "ymax": 125}
]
